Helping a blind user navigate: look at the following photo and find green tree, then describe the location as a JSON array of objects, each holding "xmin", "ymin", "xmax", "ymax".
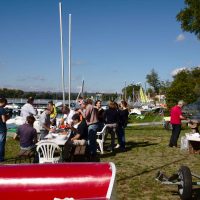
[
  {"xmin": 122, "ymin": 84, "xmax": 140, "ymax": 101},
  {"xmin": 146, "ymin": 69, "xmax": 160, "ymax": 94},
  {"xmin": 159, "ymin": 80, "xmax": 171, "ymax": 95},
  {"xmin": 166, "ymin": 68, "xmax": 199, "ymax": 108},
  {"xmin": 176, "ymin": 0, "xmax": 200, "ymax": 39}
]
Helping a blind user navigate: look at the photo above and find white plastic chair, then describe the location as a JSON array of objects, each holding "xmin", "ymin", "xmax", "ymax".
[
  {"xmin": 96, "ymin": 125, "xmax": 108, "ymax": 154},
  {"xmin": 36, "ymin": 141, "xmax": 61, "ymax": 163}
]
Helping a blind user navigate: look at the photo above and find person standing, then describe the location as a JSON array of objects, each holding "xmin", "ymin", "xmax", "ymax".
[
  {"xmin": 95, "ymin": 100, "xmax": 104, "ymax": 130},
  {"xmin": 39, "ymin": 108, "xmax": 54, "ymax": 140},
  {"xmin": 0, "ymin": 98, "xmax": 9, "ymax": 162},
  {"xmin": 103, "ymin": 101, "xmax": 119, "ymax": 152},
  {"xmin": 169, "ymin": 100, "xmax": 186, "ymax": 148},
  {"xmin": 81, "ymin": 99, "xmax": 99, "ymax": 157},
  {"xmin": 118, "ymin": 100, "xmax": 129, "ymax": 151},
  {"xmin": 20, "ymin": 97, "xmax": 37, "ymax": 123},
  {"xmin": 60, "ymin": 105, "xmax": 75, "ymax": 126},
  {"xmin": 48, "ymin": 101, "xmax": 57, "ymax": 126}
]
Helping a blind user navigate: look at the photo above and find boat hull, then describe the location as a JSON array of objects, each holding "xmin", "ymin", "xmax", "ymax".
[{"xmin": 0, "ymin": 162, "xmax": 116, "ymax": 200}]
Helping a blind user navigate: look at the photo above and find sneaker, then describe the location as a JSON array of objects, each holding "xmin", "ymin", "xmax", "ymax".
[
  {"xmin": 96, "ymin": 149, "xmax": 101, "ymax": 153},
  {"xmin": 115, "ymin": 144, "xmax": 120, "ymax": 149}
]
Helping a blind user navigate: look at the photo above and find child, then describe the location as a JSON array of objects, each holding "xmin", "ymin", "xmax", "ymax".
[{"xmin": 0, "ymin": 97, "xmax": 9, "ymax": 162}]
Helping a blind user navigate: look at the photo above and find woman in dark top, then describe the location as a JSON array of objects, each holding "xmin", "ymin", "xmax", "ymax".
[
  {"xmin": 118, "ymin": 100, "xmax": 129, "ymax": 151},
  {"xmin": 103, "ymin": 101, "xmax": 119, "ymax": 152},
  {"xmin": 95, "ymin": 100, "xmax": 105, "ymax": 131}
]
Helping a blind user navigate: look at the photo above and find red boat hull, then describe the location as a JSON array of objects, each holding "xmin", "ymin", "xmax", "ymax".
[{"xmin": 0, "ymin": 162, "xmax": 116, "ymax": 200}]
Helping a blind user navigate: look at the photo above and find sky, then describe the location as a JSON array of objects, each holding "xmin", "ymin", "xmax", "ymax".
[{"xmin": 0, "ymin": 0, "xmax": 200, "ymax": 94}]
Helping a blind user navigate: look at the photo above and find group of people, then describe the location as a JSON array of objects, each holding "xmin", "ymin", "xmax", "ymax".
[
  {"xmin": 0, "ymin": 95, "xmax": 193, "ymax": 162},
  {"xmin": 63, "ymin": 97, "xmax": 129, "ymax": 159},
  {"xmin": 0, "ymin": 96, "xmax": 130, "ymax": 162},
  {"xmin": 21, "ymin": 97, "xmax": 129, "ymax": 160}
]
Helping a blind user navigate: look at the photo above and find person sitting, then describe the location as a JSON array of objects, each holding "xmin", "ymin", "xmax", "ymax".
[
  {"xmin": 63, "ymin": 113, "xmax": 88, "ymax": 161},
  {"xmin": 15, "ymin": 115, "xmax": 38, "ymax": 151}
]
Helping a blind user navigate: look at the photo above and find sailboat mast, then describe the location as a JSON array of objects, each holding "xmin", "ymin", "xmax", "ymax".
[
  {"xmin": 68, "ymin": 14, "xmax": 72, "ymax": 108},
  {"xmin": 59, "ymin": 2, "xmax": 65, "ymax": 105},
  {"xmin": 81, "ymin": 80, "xmax": 84, "ymax": 97}
]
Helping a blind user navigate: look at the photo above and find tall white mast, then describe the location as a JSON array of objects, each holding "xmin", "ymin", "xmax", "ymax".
[
  {"xmin": 59, "ymin": 2, "xmax": 65, "ymax": 105},
  {"xmin": 81, "ymin": 79, "xmax": 84, "ymax": 97},
  {"xmin": 68, "ymin": 14, "xmax": 72, "ymax": 108}
]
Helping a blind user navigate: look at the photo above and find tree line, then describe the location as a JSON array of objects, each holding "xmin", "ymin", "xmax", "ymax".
[
  {"xmin": 123, "ymin": 67, "xmax": 200, "ymax": 109},
  {"xmin": 0, "ymin": 88, "xmax": 118, "ymax": 102}
]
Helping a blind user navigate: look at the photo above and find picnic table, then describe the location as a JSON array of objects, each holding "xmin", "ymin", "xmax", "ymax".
[{"xmin": 36, "ymin": 129, "xmax": 71, "ymax": 162}]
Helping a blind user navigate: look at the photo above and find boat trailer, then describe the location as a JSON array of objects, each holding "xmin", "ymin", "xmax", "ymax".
[{"xmin": 155, "ymin": 165, "xmax": 200, "ymax": 200}]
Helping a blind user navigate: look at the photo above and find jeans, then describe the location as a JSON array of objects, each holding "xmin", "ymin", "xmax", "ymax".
[
  {"xmin": 88, "ymin": 123, "xmax": 99, "ymax": 155},
  {"xmin": 118, "ymin": 126, "xmax": 126, "ymax": 149},
  {"xmin": 106, "ymin": 123, "xmax": 118, "ymax": 150},
  {"xmin": 169, "ymin": 124, "xmax": 181, "ymax": 147},
  {"xmin": 0, "ymin": 132, "xmax": 7, "ymax": 162}
]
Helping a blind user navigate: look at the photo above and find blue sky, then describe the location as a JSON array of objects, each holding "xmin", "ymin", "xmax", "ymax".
[{"xmin": 0, "ymin": 0, "xmax": 200, "ymax": 94}]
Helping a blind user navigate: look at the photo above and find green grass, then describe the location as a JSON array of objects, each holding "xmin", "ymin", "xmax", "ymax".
[
  {"xmin": 4, "ymin": 126, "xmax": 200, "ymax": 199},
  {"xmin": 128, "ymin": 113, "xmax": 163, "ymax": 123},
  {"xmin": 101, "ymin": 126, "xmax": 200, "ymax": 200}
]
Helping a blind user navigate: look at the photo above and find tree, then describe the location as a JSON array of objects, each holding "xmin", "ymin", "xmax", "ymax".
[
  {"xmin": 159, "ymin": 80, "xmax": 171, "ymax": 95},
  {"xmin": 122, "ymin": 84, "xmax": 140, "ymax": 101},
  {"xmin": 166, "ymin": 68, "xmax": 200, "ymax": 108},
  {"xmin": 176, "ymin": 0, "xmax": 200, "ymax": 39},
  {"xmin": 146, "ymin": 69, "xmax": 160, "ymax": 94}
]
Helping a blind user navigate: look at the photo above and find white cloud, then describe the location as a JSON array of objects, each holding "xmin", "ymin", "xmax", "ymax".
[
  {"xmin": 171, "ymin": 67, "xmax": 187, "ymax": 76},
  {"xmin": 176, "ymin": 34, "xmax": 185, "ymax": 42}
]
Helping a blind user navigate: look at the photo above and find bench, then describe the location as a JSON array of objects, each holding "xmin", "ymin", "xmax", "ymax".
[{"xmin": 15, "ymin": 149, "xmax": 35, "ymax": 163}]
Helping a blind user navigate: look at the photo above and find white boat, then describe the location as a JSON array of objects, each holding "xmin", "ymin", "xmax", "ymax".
[{"xmin": 5, "ymin": 103, "xmax": 20, "ymax": 110}]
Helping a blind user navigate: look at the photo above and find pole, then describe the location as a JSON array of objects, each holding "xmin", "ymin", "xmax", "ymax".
[
  {"xmin": 81, "ymin": 79, "xmax": 84, "ymax": 97},
  {"xmin": 68, "ymin": 14, "xmax": 72, "ymax": 108},
  {"xmin": 59, "ymin": 2, "xmax": 65, "ymax": 106}
]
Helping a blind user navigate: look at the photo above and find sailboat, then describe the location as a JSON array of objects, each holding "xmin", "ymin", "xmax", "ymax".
[{"xmin": 76, "ymin": 79, "xmax": 84, "ymax": 102}]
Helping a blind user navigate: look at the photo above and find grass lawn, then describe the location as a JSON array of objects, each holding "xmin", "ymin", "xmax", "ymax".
[
  {"xmin": 4, "ymin": 125, "xmax": 200, "ymax": 200},
  {"xmin": 128, "ymin": 113, "xmax": 163, "ymax": 123}
]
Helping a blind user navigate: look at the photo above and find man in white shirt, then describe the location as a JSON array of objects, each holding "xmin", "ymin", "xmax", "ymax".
[
  {"xmin": 60, "ymin": 105, "xmax": 75, "ymax": 126},
  {"xmin": 39, "ymin": 108, "xmax": 55, "ymax": 140},
  {"xmin": 20, "ymin": 97, "xmax": 37, "ymax": 123}
]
